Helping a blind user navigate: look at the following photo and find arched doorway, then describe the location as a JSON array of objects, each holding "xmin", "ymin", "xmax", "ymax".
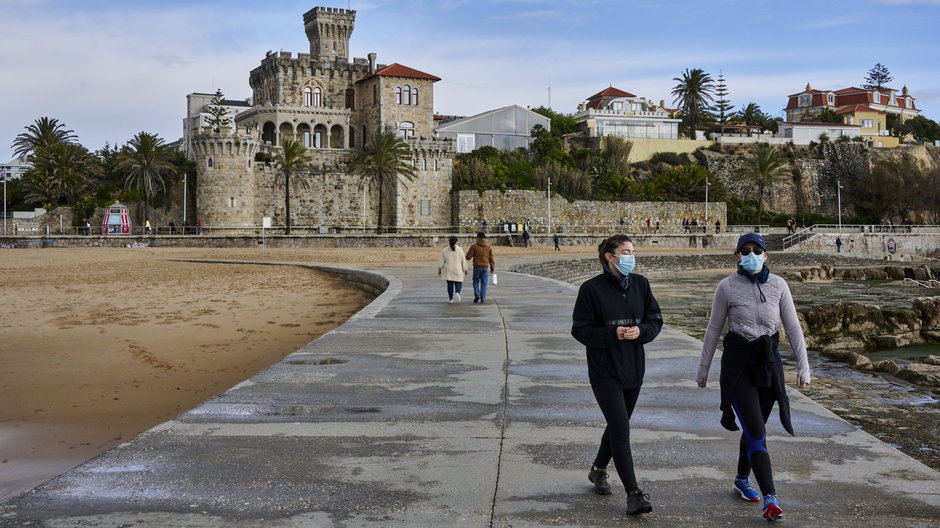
[
  {"xmin": 297, "ymin": 123, "xmax": 312, "ymax": 148},
  {"xmin": 262, "ymin": 122, "xmax": 276, "ymax": 145},
  {"xmin": 330, "ymin": 125, "xmax": 345, "ymax": 149},
  {"xmin": 313, "ymin": 124, "xmax": 327, "ymax": 148},
  {"xmin": 279, "ymin": 122, "xmax": 294, "ymax": 146}
]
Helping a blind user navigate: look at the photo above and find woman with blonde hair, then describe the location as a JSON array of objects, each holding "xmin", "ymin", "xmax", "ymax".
[{"xmin": 438, "ymin": 236, "xmax": 468, "ymax": 303}]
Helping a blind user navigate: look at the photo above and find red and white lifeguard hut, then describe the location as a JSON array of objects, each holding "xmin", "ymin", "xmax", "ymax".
[{"xmin": 101, "ymin": 203, "xmax": 132, "ymax": 235}]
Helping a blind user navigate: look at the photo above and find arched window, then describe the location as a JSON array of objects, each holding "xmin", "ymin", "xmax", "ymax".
[
  {"xmin": 395, "ymin": 87, "xmax": 402, "ymax": 105},
  {"xmin": 313, "ymin": 87, "xmax": 322, "ymax": 107},
  {"xmin": 412, "ymin": 87, "xmax": 419, "ymax": 106},
  {"xmin": 402, "ymin": 84, "xmax": 411, "ymax": 105},
  {"xmin": 399, "ymin": 121, "xmax": 415, "ymax": 138},
  {"xmin": 303, "ymin": 87, "xmax": 312, "ymax": 107},
  {"xmin": 207, "ymin": 157, "xmax": 214, "ymax": 168}
]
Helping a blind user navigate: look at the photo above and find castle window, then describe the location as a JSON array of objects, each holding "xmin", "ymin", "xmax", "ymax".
[
  {"xmin": 373, "ymin": 85, "xmax": 378, "ymax": 105},
  {"xmin": 412, "ymin": 87, "xmax": 419, "ymax": 106},
  {"xmin": 207, "ymin": 157, "xmax": 214, "ymax": 168},
  {"xmin": 399, "ymin": 121, "xmax": 415, "ymax": 138},
  {"xmin": 402, "ymin": 85, "xmax": 411, "ymax": 105},
  {"xmin": 434, "ymin": 158, "xmax": 439, "ymax": 171},
  {"xmin": 395, "ymin": 87, "xmax": 402, "ymax": 105},
  {"xmin": 313, "ymin": 87, "xmax": 322, "ymax": 107},
  {"xmin": 420, "ymin": 199, "xmax": 431, "ymax": 216},
  {"xmin": 230, "ymin": 197, "xmax": 236, "ymax": 208},
  {"xmin": 303, "ymin": 87, "xmax": 312, "ymax": 107},
  {"xmin": 303, "ymin": 131, "xmax": 312, "ymax": 148}
]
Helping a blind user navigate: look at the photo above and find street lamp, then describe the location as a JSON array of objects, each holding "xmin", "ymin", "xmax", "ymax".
[
  {"xmin": 182, "ymin": 173, "xmax": 188, "ymax": 228},
  {"xmin": 2, "ymin": 176, "xmax": 7, "ymax": 235},
  {"xmin": 547, "ymin": 176, "xmax": 552, "ymax": 235},
  {"xmin": 837, "ymin": 179, "xmax": 843, "ymax": 231},
  {"xmin": 704, "ymin": 177, "xmax": 711, "ymax": 231}
]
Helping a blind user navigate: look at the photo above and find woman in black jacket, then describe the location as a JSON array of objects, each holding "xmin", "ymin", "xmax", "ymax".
[{"xmin": 571, "ymin": 235, "xmax": 663, "ymax": 515}]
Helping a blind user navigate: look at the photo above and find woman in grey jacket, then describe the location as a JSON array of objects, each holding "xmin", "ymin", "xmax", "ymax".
[{"xmin": 697, "ymin": 232, "xmax": 811, "ymax": 522}]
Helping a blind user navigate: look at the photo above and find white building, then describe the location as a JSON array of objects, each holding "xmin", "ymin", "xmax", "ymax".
[
  {"xmin": 1, "ymin": 155, "xmax": 31, "ymax": 181},
  {"xmin": 574, "ymin": 87, "xmax": 680, "ymax": 140},
  {"xmin": 777, "ymin": 122, "xmax": 861, "ymax": 144},
  {"xmin": 433, "ymin": 105, "xmax": 550, "ymax": 153},
  {"xmin": 181, "ymin": 92, "xmax": 252, "ymax": 155}
]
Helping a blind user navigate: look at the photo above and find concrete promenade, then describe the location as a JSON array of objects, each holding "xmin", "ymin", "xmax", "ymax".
[{"xmin": 1, "ymin": 262, "xmax": 938, "ymax": 527}]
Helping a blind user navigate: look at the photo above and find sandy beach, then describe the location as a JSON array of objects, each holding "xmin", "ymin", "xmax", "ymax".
[{"xmin": 0, "ymin": 244, "xmax": 591, "ymax": 501}]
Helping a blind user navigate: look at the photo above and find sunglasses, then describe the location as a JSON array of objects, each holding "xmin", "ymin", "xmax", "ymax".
[{"xmin": 738, "ymin": 247, "xmax": 764, "ymax": 256}]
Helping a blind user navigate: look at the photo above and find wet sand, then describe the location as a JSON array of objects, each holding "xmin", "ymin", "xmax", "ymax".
[{"xmin": 0, "ymin": 245, "xmax": 591, "ymax": 501}]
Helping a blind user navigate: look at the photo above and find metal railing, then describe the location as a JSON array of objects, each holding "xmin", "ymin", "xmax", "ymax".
[
  {"xmin": 783, "ymin": 224, "xmax": 940, "ymax": 250},
  {"xmin": 903, "ymin": 278, "xmax": 934, "ymax": 288}
]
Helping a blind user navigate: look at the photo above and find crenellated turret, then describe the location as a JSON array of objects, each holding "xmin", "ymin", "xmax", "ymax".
[
  {"xmin": 191, "ymin": 127, "xmax": 262, "ymax": 228},
  {"xmin": 304, "ymin": 6, "xmax": 355, "ymax": 62}
]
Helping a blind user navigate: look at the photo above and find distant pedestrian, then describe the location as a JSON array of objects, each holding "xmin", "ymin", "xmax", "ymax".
[
  {"xmin": 465, "ymin": 232, "xmax": 495, "ymax": 304},
  {"xmin": 553, "ymin": 233, "xmax": 560, "ymax": 251},
  {"xmin": 715, "ymin": 220, "xmax": 721, "ymax": 234},
  {"xmin": 168, "ymin": 221, "xmax": 176, "ymax": 235},
  {"xmin": 145, "ymin": 219, "xmax": 152, "ymax": 235},
  {"xmin": 697, "ymin": 232, "xmax": 811, "ymax": 522},
  {"xmin": 654, "ymin": 221, "xmax": 660, "ymax": 234},
  {"xmin": 835, "ymin": 236, "xmax": 842, "ymax": 253},
  {"xmin": 683, "ymin": 218, "xmax": 690, "ymax": 233},
  {"xmin": 646, "ymin": 218, "xmax": 651, "ymax": 232},
  {"xmin": 438, "ymin": 236, "xmax": 469, "ymax": 304},
  {"xmin": 197, "ymin": 219, "xmax": 204, "ymax": 235},
  {"xmin": 522, "ymin": 228, "xmax": 530, "ymax": 247},
  {"xmin": 83, "ymin": 219, "xmax": 91, "ymax": 236},
  {"xmin": 620, "ymin": 217, "xmax": 625, "ymax": 232},
  {"xmin": 183, "ymin": 220, "xmax": 190, "ymax": 235},
  {"xmin": 482, "ymin": 218, "xmax": 488, "ymax": 233},
  {"xmin": 572, "ymin": 235, "xmax": 663, "ymax": 516},
  {"xmin": 702, "ymin": 220, "xmax": 708, "ymax": 234}
]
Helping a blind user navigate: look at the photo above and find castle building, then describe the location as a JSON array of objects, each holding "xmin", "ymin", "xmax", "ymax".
[{"xmin": 190, "ymin": 6, "xmax": 455, "ymax": 231}]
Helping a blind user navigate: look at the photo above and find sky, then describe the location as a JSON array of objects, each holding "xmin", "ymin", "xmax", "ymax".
[{"xmin": 2, "ymin": 0, "xmax": 939, "ymax": 161}]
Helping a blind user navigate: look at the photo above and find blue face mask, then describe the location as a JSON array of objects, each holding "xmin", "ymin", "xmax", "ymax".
[
  {"xmin": 613, "ymin": 254, "xmax": 635, "ymax": 275},
  {"xmin": 739, "ymin": 252, "xmax": 766, "ymax": 273}
]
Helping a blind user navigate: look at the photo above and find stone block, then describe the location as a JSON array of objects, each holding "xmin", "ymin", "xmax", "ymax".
[
  {"xmin": 871, "ymin": 359, "xmax": 901, "ymax": 375},
  {"xmin": 923, "ymin": 355, "xmax": 940, "ymax": 366},
  {"xmin": 882, "ymin": 308, "xmax": 921, "ymax": 334},
  {"xmin": 866, "ymin": 269, "xmax": 888, "ymax": 280},
  {"xmin": 884, "ymin": 266, "xmax": 905, "ymax": 280},
  {"xmin": 897, "ymin": 363, "xmax": 940, "ymax": 387},
  {"xmin": 800, "ymin": 302, "xmax": 844, "ymax": 334},
  {"xmin": 870, "ymin": 334, "xmax": 911, "ymax": 349},
  {"xmin": 843, "ymin": 303, "xmax": 884, "ymax": 333},
  {"xmin": 913, "ymin": 296, "xmax": 940, "ymax": 330}
]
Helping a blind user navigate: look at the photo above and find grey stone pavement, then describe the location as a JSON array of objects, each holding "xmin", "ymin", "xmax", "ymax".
[{"xmin": 2, "ymin": 261, "xmax": 939, "ymax": 527}]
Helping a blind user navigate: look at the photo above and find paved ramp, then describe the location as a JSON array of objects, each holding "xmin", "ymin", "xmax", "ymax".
[{"xmin": 1, "ymin": 264, "xmax": 937, "ymax": 527}]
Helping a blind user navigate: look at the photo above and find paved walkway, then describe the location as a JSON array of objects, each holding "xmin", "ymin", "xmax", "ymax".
[{"xmin": 1, "ymin": 262, "xmax": 938, "ymax": 527}]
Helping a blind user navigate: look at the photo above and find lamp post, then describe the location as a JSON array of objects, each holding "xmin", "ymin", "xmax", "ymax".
[
  {"xmin": 2, "ymin": 176, "xmax": 7, "ymax": 235},
  {"xmin": 704, "ymin": 177, "xmax": 711, "ymax": 230},
  {"xmin": 182, "ymin": 173, "xmax": 188, "ymax": 228},
  {"xmin": 837, "ymin": 179, "xmax": 843, "ymax": 231},
  {"xmin": 547, "ymin": 177, "xmax": 552, "ymax": 235}
]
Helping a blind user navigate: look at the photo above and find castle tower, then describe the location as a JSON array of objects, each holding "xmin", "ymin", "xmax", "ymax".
[
  {"xmin": 304, "ymin": 6, "xmax": 355, "ymax": 62},
  {"xmin": 191, "ymin": 127, "xmax": 262, "ymax": 228}
]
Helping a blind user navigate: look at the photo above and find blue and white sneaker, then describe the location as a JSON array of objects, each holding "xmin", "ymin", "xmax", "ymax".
[
  {"xmin": 762, "ymin": 494, "xmax": 784, "ymax": 521},
  {"xmin": 734, "ymin": 476, "xmax": 760, "ymax": 502}
]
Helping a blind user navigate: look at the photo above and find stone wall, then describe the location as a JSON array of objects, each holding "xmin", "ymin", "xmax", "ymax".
[
  {"xmin": 455, "ymin": 190, "xmax": 726, "ymax": 234},
  {"xmin": 795, "ymin": 231, "xmax": 940, "ymax": 261}
]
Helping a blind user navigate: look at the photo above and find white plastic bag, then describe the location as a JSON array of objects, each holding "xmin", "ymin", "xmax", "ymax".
[{"xmin": 489, "ymin": 273, "xmax": 498, "ymax": 285}]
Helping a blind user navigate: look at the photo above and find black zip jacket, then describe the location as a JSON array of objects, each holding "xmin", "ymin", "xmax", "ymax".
[
  {"xmin": 571, "ymin": 270, "xmax": 663, "ymax": 389},
  {"xmin": 719, "ymin": 331, "xmax": 794, "ymax": 436}
]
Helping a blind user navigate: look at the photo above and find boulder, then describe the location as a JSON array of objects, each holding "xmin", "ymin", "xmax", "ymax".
[
  {"xmin": 923, "ymin": 330, "xmax": 940, "ymax": 343},
  {"xmin": 866, "ymin": 269, "xmax": 888, "ymax": 280},
  {"xmin": 922, "ymin": 355, "xmax": 940, "ymax": 366},
  {"xmin": 884, "ymin": 266, "xmax": 906, "ymax": 280},
  {"xmin": 846, "ymin": 352, "xmax": 873, "ymax": 370},
  {"xmin": 882, "ymin": 308, "xmax": 922, "ymax": 334},
  {"xmin": 871, "ymin": 359, "xmax": 901, "ymax": 375},
  {"xmin": 896, "ymin": 363, "xmax": 940, "ymax": 388},
  {"xmin": 871, "ymin": 334, "xmax": 911, "ymax": 349},
  {"xmin": 843, "ymin": 269, "xmax": 866, "ymax": 280},
  {"xmin": 843, "ymin": 303, "xmax": 885, "ymax": 333},
  {"xmin": 913, "ymin": 296, "xmax": 940, "ymax": 330},
  {"xmin": 913, "ymin": 266, "xmax": 932, "ymax": 281},
  {"xmin": 800, "ymin": 303, "xmax": 845, "ymax": 334}
]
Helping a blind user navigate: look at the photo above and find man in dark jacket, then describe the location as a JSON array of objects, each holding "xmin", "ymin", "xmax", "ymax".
[{"xmin": 571, "ymin": 234, "xmax": 663, "ymax": 515}]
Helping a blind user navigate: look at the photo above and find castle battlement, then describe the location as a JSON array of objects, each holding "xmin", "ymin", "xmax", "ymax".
[
  {"xmin": 405, "ymin": 137, "xmax": 456, "ymax": 157},
  {"xmin": 304, "ymin": 6, "xmax": 356, "ymax": 18},
  {"xmin": 194, "ymin": 126, "xmax": 261, "ymax": 140}
]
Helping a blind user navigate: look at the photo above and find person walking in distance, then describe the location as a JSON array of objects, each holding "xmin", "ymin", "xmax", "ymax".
[
  {"xmin": 572, "ymin": 235, "xmax": 663, "ymax": 515},
  {"xmin": 438, "ymin": 236, "xmax": 468, "ymax": 304},
  {"xmin": 696, "ymin": 232, "xmax": 811, "ymax": 522},
  {"xmin": 553, "ymin": 233, "xmax": 560, "ymax": 251},
  {"xmin": 465, "ymin": 232, "xmax": 495, "ymax": 304},
  {"xmin": 835, "ymin": 236, "xmax": 842, "ymax": 253}
]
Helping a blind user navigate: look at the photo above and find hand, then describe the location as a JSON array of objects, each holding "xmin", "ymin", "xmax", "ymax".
[
  {"xmin": 616, "ymin": 326, "xmax": 640, "ymax": 340},
  {"xmin": 697, "ymin": 379, "xmax": 707, "ymax": 388},
  {"xmin": 798, "ymin": 378, "xmax": 810, "ymax": 389}
]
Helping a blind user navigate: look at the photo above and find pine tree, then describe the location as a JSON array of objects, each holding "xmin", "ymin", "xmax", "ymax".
[
  {"xmin": 713, "ymin": 71, "xmax": 734, "ymax": 132},
  {"xmin": 863, "ymin": 63, "xmax": 894, "ymax": 91},
  {"xmin": 205, "ymin": 89, "xmax": 232, "ymax": 133}
]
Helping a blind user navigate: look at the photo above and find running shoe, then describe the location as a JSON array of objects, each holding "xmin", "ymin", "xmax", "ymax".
[
  {"xmin": 587, "ymin": 467, "xmax": 611, "ymax": 495},
  {"xmin": 626, "ymin": 489, "xmax": 652, "ymax": 515},
  {"xmin": 762, "ymin": 494, "xmax": 783, "ymax": 521},
  {"xmin": 734, "ymin": 476, "xmax": 760, "ymax": 502}
]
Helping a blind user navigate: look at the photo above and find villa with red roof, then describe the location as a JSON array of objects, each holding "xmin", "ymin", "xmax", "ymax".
[
  {"xmin": 573, "ymin": 87, "xmax": 681, "ymax": 140},
  {"xmin": 785, "ymin": 84, "xmax": 921, "ymax": 147}
]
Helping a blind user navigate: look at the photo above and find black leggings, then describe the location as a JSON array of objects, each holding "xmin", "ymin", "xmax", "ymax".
[
  {"xmin": 591, "ymin": 385, "xmax": 641, "ymax": 492},
  {"xmin": 730, "ymin": 369, "xmax": 777, "ymax": 496}
]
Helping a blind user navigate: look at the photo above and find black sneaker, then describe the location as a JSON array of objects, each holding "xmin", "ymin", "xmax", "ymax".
[
  {"xmin": 626, "ymin": 489, "xmax": 652, "ymax": 515},
  {"xmin": 588, "ymin": 467, "xmax": 612, "ymax": 495},
  {"xmin": 473, "ymin": 296, "xmax": 480, "ymax": 303}
]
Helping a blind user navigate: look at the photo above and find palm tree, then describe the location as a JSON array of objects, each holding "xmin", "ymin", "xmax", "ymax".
[
  {"xmin": 672, "ymin": 68, "xmax": 715, "ymax": 139},
  {"xmin": 736, "ymin": 145, "xmax": 790, "ymax": 224},
  {"xmin": 348, "ymin": 131, "xmax": 416, "ymax": 233},
  {"xmin": 273, "ymin": 138, "xmax": 312, "ymax": 235},
  {"xmin": 116, "ymin": 132, "xmax": 176, "ymax": 223},
  {"xmin": 12, "ymin": 117, "xmax": 78, "ymax": 158},
  {"xmin": 23, "ymin": 143, "xmax": 100, "ymax": 205}
]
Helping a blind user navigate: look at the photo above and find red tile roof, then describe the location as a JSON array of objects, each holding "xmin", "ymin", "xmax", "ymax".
[
  {"xmin": 836, "ymin": 104, "xmax": 885, "ymax": 115},
  {"xmin": 356, "ymin": 63, "xmax": 441, "ymax": 83},
  {"xmin": 588, "ymin": 86, "xmax": 637, "ymax": 99}
]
